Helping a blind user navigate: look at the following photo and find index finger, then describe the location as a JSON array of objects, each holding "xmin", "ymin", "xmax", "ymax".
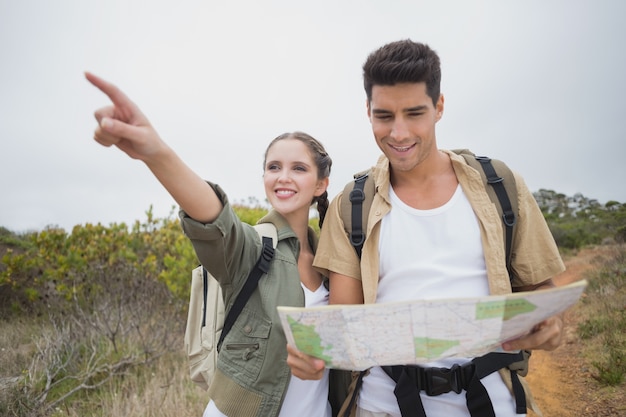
[{"xmin": 84, "ymin": 71, "xmax": 136, "ymax": 110}]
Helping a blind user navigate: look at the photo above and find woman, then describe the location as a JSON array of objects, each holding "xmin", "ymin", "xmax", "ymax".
[{"xmin": 86, "ymin": 72, "xmax": 336, "ymax": 417}]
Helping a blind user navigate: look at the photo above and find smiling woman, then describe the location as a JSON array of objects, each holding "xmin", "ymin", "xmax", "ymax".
[
  {"xmin": 84, "ymin": 72, "xmax": 348, "ymax": 417},
  {"xmin": 263, "ymin": 133, "xmax": 330, "ymax": 228}
]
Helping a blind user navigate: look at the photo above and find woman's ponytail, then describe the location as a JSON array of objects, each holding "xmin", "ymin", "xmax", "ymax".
[{"xmin": 315, "ymin": 191, "xmax": 329, "ymax": 229}]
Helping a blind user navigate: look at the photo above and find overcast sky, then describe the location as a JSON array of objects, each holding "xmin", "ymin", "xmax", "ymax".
[{"xmin": 1, "ymin": 0, "xmax": 625, "ymax": 233}]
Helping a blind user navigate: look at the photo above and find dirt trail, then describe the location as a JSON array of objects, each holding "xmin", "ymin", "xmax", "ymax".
[{"xmin": 525, "ymin": 246, "xmax": 621, "ymax": 417}]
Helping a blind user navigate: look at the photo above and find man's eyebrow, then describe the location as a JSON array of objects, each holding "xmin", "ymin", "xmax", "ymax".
[
  {"xmin": 405, "ymin": 105, "xmax": 428, "ymax": 112},
  {"xmin": 371, "ymin": 105, "xmax": 428, "ymax": 114}
]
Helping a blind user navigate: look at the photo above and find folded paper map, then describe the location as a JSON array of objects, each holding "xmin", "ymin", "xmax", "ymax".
[{"xmin": 278, "ymin": 280, "xmax": 587, "ymax": 370}]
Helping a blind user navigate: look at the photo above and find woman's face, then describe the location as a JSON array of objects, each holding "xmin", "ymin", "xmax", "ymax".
[{"xmin": 263, "ymin": 138, "xmax": 328, "ymax": 219}]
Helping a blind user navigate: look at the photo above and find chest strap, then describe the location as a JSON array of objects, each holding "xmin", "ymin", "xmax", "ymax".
[{"xmin": 383, "ymin": 351, "xmax": 527, "ymax": 417}]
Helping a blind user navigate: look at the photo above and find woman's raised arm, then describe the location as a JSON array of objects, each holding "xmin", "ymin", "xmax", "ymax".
[{"xmin": 85, "ymin": 72, "xmax": 221, "ymax": 223}]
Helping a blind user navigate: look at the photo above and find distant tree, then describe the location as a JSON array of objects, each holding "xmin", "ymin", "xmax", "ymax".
[{"xmin": 533, "ymin": 190, "xmax": 625, "ymax": 248}]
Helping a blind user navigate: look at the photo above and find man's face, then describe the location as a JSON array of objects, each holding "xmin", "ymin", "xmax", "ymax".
[{"xmin": 367, "ymin": 82, "xmax": 443, "ymax": 174}]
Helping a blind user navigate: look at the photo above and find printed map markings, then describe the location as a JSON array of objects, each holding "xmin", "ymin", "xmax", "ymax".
[
  {"xmin": 287, "ymin": 316, "xmax": 334, "ymax": 363},
  {"xmin": 476, "ymin": 298, "xmax": 537, "ymax": 321}
]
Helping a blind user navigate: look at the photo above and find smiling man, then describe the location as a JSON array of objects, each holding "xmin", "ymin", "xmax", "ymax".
[{"xmin": 287, "ymin": 39, "xmax": 566, "ymax": 417}]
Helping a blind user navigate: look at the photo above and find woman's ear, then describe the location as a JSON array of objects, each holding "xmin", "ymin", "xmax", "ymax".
[{"xmin": 315, "ymin": 177, "xmax": 330, "ymax": 196}]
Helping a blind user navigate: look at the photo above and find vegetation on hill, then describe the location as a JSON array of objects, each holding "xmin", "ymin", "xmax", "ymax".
[
  {"xmin": 0, "ymin": 191, "xmax": 624, "ymax": 416},
  {"xmin": 533, "ymin": 189, "xmax": 626, "ymax": 248}
]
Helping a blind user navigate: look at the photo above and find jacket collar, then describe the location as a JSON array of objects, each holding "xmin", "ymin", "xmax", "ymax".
[{"xmin": 258, "ymin": 209, "xmax": 319, "ymax": 252}]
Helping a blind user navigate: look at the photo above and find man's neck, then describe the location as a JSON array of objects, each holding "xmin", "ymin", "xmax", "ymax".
[{"xmin": 390, "ymin": 150, "xmax": 458, "ymax": 210}]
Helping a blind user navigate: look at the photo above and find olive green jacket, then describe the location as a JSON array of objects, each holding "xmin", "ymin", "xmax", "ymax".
[{"xmin": 180, "ymin": 182, "xmax": 317, "ymax": 417}]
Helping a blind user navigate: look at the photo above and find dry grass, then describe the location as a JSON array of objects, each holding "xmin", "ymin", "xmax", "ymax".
[
  {"xmin": 0, "ymin": 262, "xmax": 201, "ymax": 417},
  {"xmin": 0, "ymin": 321, "xmax": 209, "ymax": 417},
  {"xmin": 0, "ymin": 317, "xmax": 37, "ymax": 377},
  {"xmin": 49, "ymin": 351, "xmax": 207, "ymax": 417}
]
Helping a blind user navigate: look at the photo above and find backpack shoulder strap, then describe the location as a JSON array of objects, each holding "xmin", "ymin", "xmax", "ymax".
[
  {"xmin": 217, "ymin": 223, "xmax": 277, "ymax": 349},
  {"xmin": 452, "ymin": 149, "xmax": 518, "ymax": 281},
  {"xmin": 252, "ymin": 223, "xmax": 278, "ymax": 249},
  {"xmin": 340, "ymin": 151, "xmax": 519, "ymax": 282},
  {"xmin": 340, "ymin": 169, "xmax": 375, "ymax": 258}
]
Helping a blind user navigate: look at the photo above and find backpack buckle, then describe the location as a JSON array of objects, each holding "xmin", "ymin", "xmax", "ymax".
[
  {"xmin": 349, "ymin": 188, "xmax": 365, "ymax": 203},
  {"xmin": 349, "ymin": 231, "xmax": 365, "ymax": 246},
  {"xmin": 422, "ymin": 364, "xmax": 469, "ymax": 396},
  {"xmin": 502, "ymin": 212, "xmax": 516, "ymax": 227}
]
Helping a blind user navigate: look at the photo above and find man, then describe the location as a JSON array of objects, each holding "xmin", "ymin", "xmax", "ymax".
[{"xmin": 287, "ymin": 40, "xmax": 565, "ymax": 417}]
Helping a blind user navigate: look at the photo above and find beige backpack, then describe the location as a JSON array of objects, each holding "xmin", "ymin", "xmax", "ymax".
[{"xmin": 184, "ymin": 223, "xmax": 277, "ymax": 390}]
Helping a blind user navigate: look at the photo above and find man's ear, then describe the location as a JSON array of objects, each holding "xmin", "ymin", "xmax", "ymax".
[
  {"xmin": 366, "ymin": 99, "xmax": 371, "ymax": 119},
  {"xmin": 436, "ymin": 94, "xmax": 445, "ymax": 121}
]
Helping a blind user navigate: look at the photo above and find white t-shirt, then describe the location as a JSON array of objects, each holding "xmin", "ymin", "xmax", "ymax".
[
  {"xmin": 358, "ymin": 185, "xmax": 521, "ymax": 417},
  {"xmin": 203, "ymin": 282, "xmax": 332, "ymax": 417}
]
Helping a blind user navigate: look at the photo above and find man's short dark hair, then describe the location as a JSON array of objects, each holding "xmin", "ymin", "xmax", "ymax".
[{"xmin": 363, "ymin": 39, "xmax": 441, "ymax": 107}]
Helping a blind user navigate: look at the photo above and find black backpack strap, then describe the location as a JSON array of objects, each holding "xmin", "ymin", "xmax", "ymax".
[
  {"xmin": 341, "ymin": 169, "xmax": 376, "ymax": 258},
  {"xmin": 201, "ymin": 268, "xmax": 209, "ymax": 328},
  {"xmin": 473, "ymin": 156, "xmax": 517, "ymax": 281},
  {"xmin": 382, "ymin": 351, "xmax": 526, "ymax": 417},
  {"xmin": 217, "ymin": 236, "xmax": 275, "ymax": 350},
  {"xmin": 348, "ymin": 173, "xmax": 369, "ymax": 258},
  {"xmin": 467, "ymin": 352, "xmax": 527, "ymax": 416},
  {"xmin": 344, "ymin": 155, "xmax": 518, "ymax": 281}
]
